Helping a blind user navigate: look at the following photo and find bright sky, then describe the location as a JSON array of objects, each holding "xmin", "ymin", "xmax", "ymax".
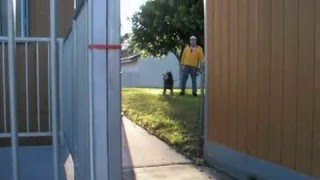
[{"xmin": 121, "ymin": 0, "xmax": 148, "ymax": 35}]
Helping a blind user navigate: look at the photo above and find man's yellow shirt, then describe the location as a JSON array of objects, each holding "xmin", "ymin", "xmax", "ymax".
[{"xmin": 181, "ymin": 45, "xmax": 204, "ymax": 68}]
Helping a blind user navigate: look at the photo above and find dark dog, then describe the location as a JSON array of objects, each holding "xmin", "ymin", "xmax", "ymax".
[{"xmin": 163, "ymin": 71, "xmax": 174, "ymax": 96}]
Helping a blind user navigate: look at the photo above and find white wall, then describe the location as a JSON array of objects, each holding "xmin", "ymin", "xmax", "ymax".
[{"xmin": 121, "ymin": 53, "xmax": 201, "ymax": 88}]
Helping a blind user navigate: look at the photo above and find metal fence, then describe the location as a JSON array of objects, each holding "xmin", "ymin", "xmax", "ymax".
[
  {"xmin": 0, "ymin": 37, "xmax": 63, "ymax": 139},
  {"xmin": 61, "ymin": 4, "xmax": 91, "ymax": 179},
  {"xmin": 0, "ymin": 1, "xmax": 60, "ymax": 179},
  {"xmin": 61, "ymin": 1, "xmax": 122, "ymax": 179},
  {"xmin": 0, "ymin": 0, "xmax": 121, "ymax": 179},
  {"xmin": 0, "ymin": 36, "xmax": 63, "ymax": 180}
]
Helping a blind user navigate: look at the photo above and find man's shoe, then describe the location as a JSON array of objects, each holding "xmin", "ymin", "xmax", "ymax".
[
  {"xmin": 193, "ymin": 92, "xmax": 197, "ymax": 97},
  {"xmin": 180, "ymin": 91, "xmax": 185, "ymax": 96}
]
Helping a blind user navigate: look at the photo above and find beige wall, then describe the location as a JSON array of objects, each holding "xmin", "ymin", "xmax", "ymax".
[
  {"xmin": 29, "ymin": 0, "xmax": 74, "ymax": 37},
  {"xmin": 207, "ymin": 0, "xmax": 320, "ymax": 177}
]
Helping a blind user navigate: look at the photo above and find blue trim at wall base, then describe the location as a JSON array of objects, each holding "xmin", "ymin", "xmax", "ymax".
[{"xmin": 204, "ymin": 141, "xmax": 316, "ymax": 180}]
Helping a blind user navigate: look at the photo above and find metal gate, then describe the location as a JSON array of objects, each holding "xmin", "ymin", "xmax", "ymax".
[{"xmin": 0, "ymin": 0, "xmax": 121, "ymax": 179}]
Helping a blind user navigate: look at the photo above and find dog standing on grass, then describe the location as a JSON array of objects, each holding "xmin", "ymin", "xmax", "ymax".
[{"xmin": 163, "ymin": 71, "xmax": 174, "ymax": 96}]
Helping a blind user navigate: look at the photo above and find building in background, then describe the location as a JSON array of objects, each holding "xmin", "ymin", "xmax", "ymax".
[{"xmin": 121, "ymin": 52, "xmax": 201, "ymax": 88}]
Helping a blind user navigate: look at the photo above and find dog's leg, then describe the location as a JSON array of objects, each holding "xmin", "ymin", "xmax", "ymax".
[
  {"xmin": 163, "ymin": 88, "xmax": 166, "ymax": 95},
  {"xmin": 170, "ymin": 88, "xmax": 173, "ymax": 96}
]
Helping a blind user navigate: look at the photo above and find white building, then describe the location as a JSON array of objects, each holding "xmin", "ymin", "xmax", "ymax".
[{"xmin": 121, "ymin": 53, "xmax": 201, "ymax": 88}]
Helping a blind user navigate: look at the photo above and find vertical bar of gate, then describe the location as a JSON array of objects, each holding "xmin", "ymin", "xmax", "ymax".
[
  {"xmin": 91, "ymin": 0, "xmax": 109, "ymax": 178},
  {"xmin": 88, "ymin": 0, "xmax": 95, "ymax": 179},
  {"xmin": 107, "ymin": 0, "xmax": 122, "ymax": 178},
  {"xmin": 2, "ymin": 42, "xmax": 7, "ymax": 133},
  {"xmin": 48, "ymin": 43, "xmax": 51, "ymax": 132},
  {"xmin": 58, "ymin": 39, "xmax": 64, "ymax": 145},
  {"xmin": 7, "ymin": 0, "xmax": 19, "ymax": 179},
  {"xmin": 72, "ymin": 20, "xmax": 77, "ymax": 165},
  {"xmin": 25, "ymin": 42, "xmax": 30, "ymax": 132},
  {"xmin": 21, "ymin": 0, "xmax": 25, "ymax": 37},
  {"xmin": 25, "ymin": 0, "xmax": 29, "ymax": 36},
  {"xmin": 36, "ymin": 42, "xmax": 40, "ymax": 132},
  {"xmin": 50, "ymin": 0, "xmax": 59, "ymax": 179}
]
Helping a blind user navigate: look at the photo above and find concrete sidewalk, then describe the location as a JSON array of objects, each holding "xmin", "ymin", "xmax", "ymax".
[{"xmin": 122, "ymin": 117, "xmax": 233, "ymax": 180}]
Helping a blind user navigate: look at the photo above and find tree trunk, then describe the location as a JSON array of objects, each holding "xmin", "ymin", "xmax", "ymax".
[{"xmin": 172, "ymin": 45, "xmax": 186, "ymax": 63}]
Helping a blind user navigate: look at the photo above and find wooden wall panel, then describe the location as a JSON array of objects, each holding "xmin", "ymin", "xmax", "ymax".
[
  {"xmin": 221, "ymin": 0, "xmax": 230, "ymax": 145},
  {"xmin": 16, "ymin": 45, "xmax": 28, "ymax": 132},
  {"xmin": 29, "ymin": 0, "xmax": 73, "ymax": 37},
  {"xmin": 206, "ymin": 0, "xmax": 319, "ymax": 177},
  {"xmin": 207, "ymin": 0, "xmax": 216, "ymax": 141},
  {"xmin": 312, "ymin": 0, "xmax": 320, "ymax": 176},
  {"xmin": 228, "ymin": 0, "xmax": 239, "ymax": 149},
  {"xmin": 25, "ymin": 44, "xmax": 37, "ymax": 132},
  {"xmin": 57, "ymin": 0, "xmax": 74, "ymax": 37},
  {"xmin": 282, "ymin": 0, "xmax": 299, "ymax": 169},
  {"xmin": 208, "ymin": 0, "xmax": 222, "ymax": 142},
  {"xmin": 246, "ymin": 0, "xmax": 259, "ymax": 156},
  {"xmin": 38, "ymin": 43, "xmax": 50, "ymax": 131},
  {"xmin": 237, "ymin": 0, "xmax": 248, "ymax": 153},
  {"xmin": 269, "ymin": 0, "xmax": 284, "ymax": 164},
  {"xmin": 296, "ymin": 0, "xmax": 315, "ymax": 174},
  {"xmin": 212, "ymin": 0, "xmax": 223, "ymax": 143},
  {"xmin": 29, "ymin": 0, "xmax": 50, "ymax": 37},
  {"xmin": 257, "ymin": 0, "xmax": 271, "ymax": 159}
]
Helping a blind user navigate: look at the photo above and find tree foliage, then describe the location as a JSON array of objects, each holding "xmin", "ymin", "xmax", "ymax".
[{"xmin": 130, "ymin": 0, "xmax": 204, "ymax": 60}]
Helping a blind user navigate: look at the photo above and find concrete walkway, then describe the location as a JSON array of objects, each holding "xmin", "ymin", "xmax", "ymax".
[{"xmin": 122, "ymin": 117, "xmax": 233, "ymax": 180}]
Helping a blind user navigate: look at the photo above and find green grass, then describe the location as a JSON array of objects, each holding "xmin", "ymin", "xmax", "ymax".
[{"xmin": 122, "ymin": 88, "xmax": 203, "ymax": 162}]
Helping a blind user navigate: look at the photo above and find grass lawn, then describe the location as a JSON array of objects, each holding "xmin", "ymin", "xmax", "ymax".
[{"xmin": 122, "ymin": 88, "xmax": 203, "ymax": 163}]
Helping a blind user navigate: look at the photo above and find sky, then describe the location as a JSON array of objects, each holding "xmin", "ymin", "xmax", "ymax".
[{"xmin": 121, "ymin": 0, "xmax": 148, "ymax": 35}]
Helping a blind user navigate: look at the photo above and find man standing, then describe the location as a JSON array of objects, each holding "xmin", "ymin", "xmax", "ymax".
[{"xmin": 180, "ymin": 36, "xmax": 204, "ymax": 96}]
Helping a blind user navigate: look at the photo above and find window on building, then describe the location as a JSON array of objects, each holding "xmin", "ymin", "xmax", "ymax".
[{"xmin": 0, "ymin": 0, "xmax": 29, "ymax": 37}]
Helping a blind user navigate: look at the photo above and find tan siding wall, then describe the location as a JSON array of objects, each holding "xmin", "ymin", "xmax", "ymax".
[
  {"xmin": 221, "ymin": 0, "xmax": 229, "ymax": 146},
  {"xmin": 313, "ymin": 1, "xmax": 320, "ymax": 177},
  {"xmin": 207, "ymin": 0, "xmax": 320, "ymax": 177},
  {"xmin": 269, "ymin": 0, "xmax": 284, "ymax": 164},
  {"xmin": 247, "ymin": 0, "xmax": 259, "ymax": 156},
  {"xmin": 237, "ymin": 0, "xmax": 248, "ymax": 152},
  {"xmin": 282, "ymin": 0, "xmax": 299, "ymax": 169},
  {"xmin": 228, "ymin": 0, "xmax": 239, "ymax": 150},
  {"xmin": 29, "ymin": 0, "xmax": 74, "ymax": 37},
  {"xmin": 296, "ymin": 0, "xmax": 315, "ymax": 173}
]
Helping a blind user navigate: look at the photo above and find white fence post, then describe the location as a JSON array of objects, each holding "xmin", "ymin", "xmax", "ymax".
[
  {"xmin": 90, "ymin": 0, "xmax": 109, "ymax": 178},
  {"xmin": 7, "ymin": 0, "xmax": 19, "ymax": 179},
  {"xmin": 107, "ymin": 0, "xmax": 122, "ymax": 179},
  {"xmin": 49, "ymin": 0, "xmax": 59, "ymax": 179},
  {"xmin": 89, "ymin": 0, "xmax": 122, "ymax": 179}
]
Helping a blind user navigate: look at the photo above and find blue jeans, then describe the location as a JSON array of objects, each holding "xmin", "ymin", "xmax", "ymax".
[{"xmin": 181, "ymin": 66, "xmax": 198, "ymax": 93}]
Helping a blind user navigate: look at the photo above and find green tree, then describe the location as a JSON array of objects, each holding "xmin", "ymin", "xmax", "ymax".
[{"xmin": 130, "ymin": 0, "xmax": 204, "ymax": 61}]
